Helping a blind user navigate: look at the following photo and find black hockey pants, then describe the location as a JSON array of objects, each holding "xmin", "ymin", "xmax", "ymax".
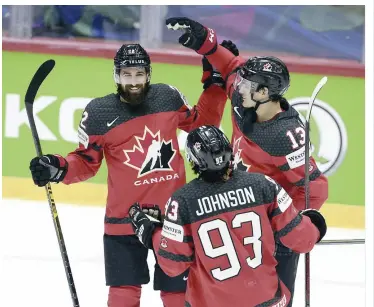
[{"xmin": 275, "ymin": 242, "xmax": 300, "ymax": 307}]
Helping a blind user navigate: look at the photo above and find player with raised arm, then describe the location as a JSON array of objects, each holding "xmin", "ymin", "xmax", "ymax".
[
  {"xmin": 165, "ymin": 17, "xmax": 328, "ymax": 305},
  {"xmin": 129, "ymin": 125, "xmax": 327, "ymax": 307},
  {"xmin": 28, "ymin": 43, "xmax": 234, "ymax": 307}
]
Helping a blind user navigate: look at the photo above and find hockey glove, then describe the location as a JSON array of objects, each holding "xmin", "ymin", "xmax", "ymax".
[
  {"xmin": 201, "ymin": 57, "xmax": 224, "ymax": 90},
  {"xmin": 201, "ymin": 40, "xmax": 239, "ymax": 90},
  {"xmin": 301, "ymin": 209, "xmax": 327, "ymax": 243},
  {"xmin": 129, "ymin": 203, "xmax": 162, "ymax": 249},
  {"xmin": 166, "ymin": 17, "xmax": 217, "ymax": 55},
  {"xmin": 29, "ymin": 154, "xmax": 68, "ymax": 187},
  {"xmin": 141, "ymin": 203, "xmax": 163, "ymax": 223},
  {"xmin": 221, "ymin": 40, "xmax": 239, "ymax": 56}
]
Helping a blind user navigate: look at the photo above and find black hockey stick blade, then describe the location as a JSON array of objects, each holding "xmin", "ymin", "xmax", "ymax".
[
  {"xmin": 25, "ymin": 60, "xmax": 55, "ymax": 157},
  {"xmin": 25, "ymin": 59, "xmax": 55, "ymax": 105}
]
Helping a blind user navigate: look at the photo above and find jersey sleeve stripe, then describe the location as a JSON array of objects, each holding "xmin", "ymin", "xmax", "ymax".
[
  {"xmin": 274, "ymin": 214, "xmax": 302, "ymax": 241},
  {"xmin": 293, "ymin": 169, "xmax": 322, "ymax": 186},
  {"xmin": 183, "ymin": 235, "xmax": 193, "ymax": 243},
  {"xmin": 91, "ymin": 143, "xmax": 103, "ymax": 151},
  {"xmin": 158, "ymin": 249, "xmax": 194, "ymax": 263},
  {"xmin": 277, "ymin": 162, "xmax": 290, "ymax": 172},
  {"xmin": 269, "ymin": 207, "xmax": 282, "ymax": 220},
  {"xmin": 104, "ymin": 216, "xmax": 132, "ymax": 224},
  {"xmin": 76, "ymin": 151, "xmax": 94, "ymax": 162},
  {"xmin": 193, "ymin": 109, "xmax": 198, "ymax": 121},
  {"xmin": 256, "ymin": 279, "xmax": 283, "ymax": 307}
]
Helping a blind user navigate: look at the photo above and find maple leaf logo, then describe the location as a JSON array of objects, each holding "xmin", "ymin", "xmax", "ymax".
[
  {"xmin": 232, "ymin": 136, "xmax": 251, "ymax": 172},
  {"xmin": 123, "ymin": 126, "xmax": 176, "ymax": 177}
]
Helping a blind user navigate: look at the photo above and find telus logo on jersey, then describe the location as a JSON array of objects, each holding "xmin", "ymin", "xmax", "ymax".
[
  {"xmin": 232, "ymin": 136, "xmax": 251, "ymax": 171},
  {"xmin": 123, "ymin": 126, "xmax": 178, "ymax": 185},
  {"xmin": 289, "ymin": 98, "xmax": 348, "ymax": 176},
  {"xmin": 121, "ymin": 59, "xmax": 145, "ymax": 65}
]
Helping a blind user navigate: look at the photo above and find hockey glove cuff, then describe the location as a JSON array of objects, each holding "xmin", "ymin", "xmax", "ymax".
[
  {"xmin": 166, "ymin": 17, "xmax": 217, "ymax": 55},
  {"xmin": 301, "ymin": 209, "xmax": 327, "ymax": 243},
  {"xmin": 29, "ymin": 154, "xmax": 68, "ymax": 187},
  {"xmin": 129, "ymin": 203, "xmax": 162, "ymax": 249}
]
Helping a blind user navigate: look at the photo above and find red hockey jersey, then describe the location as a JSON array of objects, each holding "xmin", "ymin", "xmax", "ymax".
[
  {"xmin": 206, "ymin": 47, "xmax": 328, "ymax": 211},
  {"xmin": 153, "ymin": 171, "xmax": 320, "ymax": 307},
  {"xmin": 62, "ymin": 84, "xmax": 227, "ymax": 235}
]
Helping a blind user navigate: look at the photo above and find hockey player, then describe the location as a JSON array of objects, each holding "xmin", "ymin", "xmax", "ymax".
[
  {"xmin": 128, "ymin": 125, "xmax": 327, "ymax": 307},
  {"xmin": 28, "ymin": 43, "xmax": 233, "ymax": 307},
  {"xmin": 165, "ymin": 17, "xmax": 329, "ymax": 305}
]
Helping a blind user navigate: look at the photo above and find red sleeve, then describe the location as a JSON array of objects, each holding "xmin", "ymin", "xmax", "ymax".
[
  {"xmin": 205, "ymin": 45, "xmax": 246, "ymax": 99},
  {"xmin": 289, "ymin": 172, "xmax": 328, "ymax": 211},
  {"xmin": 271, "ymin": 144, "xmax": 328, "ymax": 211},
  {"xmin": 153, "ymin": 196, "xmax": 194, "ymax": 277},
  {"xmin": 62, "ymin": 108, "xmax": 104, "ymax": 184},
  {"xmin": 266, "ymin": 181, "xmax": 320, "ymax": 253},
  {"xmin": 177, "ymin": 85, "xmax": 227, "ymax": 133}
]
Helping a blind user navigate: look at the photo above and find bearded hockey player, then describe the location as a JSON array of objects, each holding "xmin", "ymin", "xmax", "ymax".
[
  {"xmin": 29, "ymin": 43, "xmax": 232, "ymax": 307},
  {"xmin": 165, "ymin": 17, "xmax": 329, "ymax": 305},
  {"xmin": 128, "ymin": 125, "xmax": 327, "ymax": 307}
]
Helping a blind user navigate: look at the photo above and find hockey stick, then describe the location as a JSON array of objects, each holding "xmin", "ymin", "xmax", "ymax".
[
  {"xmin": 318, "ymin": 239, "xmax": 365, "ymax": 245},
  {"xmin": 25, "ymin": 60, "xmax": 80, "ymax": 307},
  {"xmin": 304, "ymin": 76, "xmax": 328, "ymax": 307}
]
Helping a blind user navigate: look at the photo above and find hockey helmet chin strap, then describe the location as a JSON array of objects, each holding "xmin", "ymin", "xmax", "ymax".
[{"xmin": 251, "ymin": 93, "xmax": 271, "ymax": 111}]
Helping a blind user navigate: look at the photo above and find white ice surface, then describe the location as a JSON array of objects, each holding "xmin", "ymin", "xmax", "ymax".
[{"xmin": 0, "ymin": 199, "xmax": 365, "ymax": 307}]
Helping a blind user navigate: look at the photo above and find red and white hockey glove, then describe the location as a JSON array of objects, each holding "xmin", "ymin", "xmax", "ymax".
[{"xmin": 166, "ymin": 17, "xmax": 217, "ymax": 55}]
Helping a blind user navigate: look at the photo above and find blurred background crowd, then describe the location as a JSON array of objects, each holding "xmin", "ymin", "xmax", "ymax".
[{"xmin": 2, "ymin": 5, "xmax": 365, "ymax": 62}]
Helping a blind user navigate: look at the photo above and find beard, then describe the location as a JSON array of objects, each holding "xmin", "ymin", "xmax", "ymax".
[{"xmin": 117, "ymin": 83, "xmax": 149, "ymax": 106}]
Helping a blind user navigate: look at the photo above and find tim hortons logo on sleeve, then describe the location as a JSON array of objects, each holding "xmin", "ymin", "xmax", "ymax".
[
  {"xmin": 123, "ymin": 126, "xmax": 179, "ymax": 185},
  {"xmin": 232, "ymin": 136, "xmax": 251, "ymax": 172}
]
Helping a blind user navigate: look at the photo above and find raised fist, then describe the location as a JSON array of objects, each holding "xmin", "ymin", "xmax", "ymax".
[{"xmin": 166, "ymin": 17, "xmax": 217, "ymax": 55}]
